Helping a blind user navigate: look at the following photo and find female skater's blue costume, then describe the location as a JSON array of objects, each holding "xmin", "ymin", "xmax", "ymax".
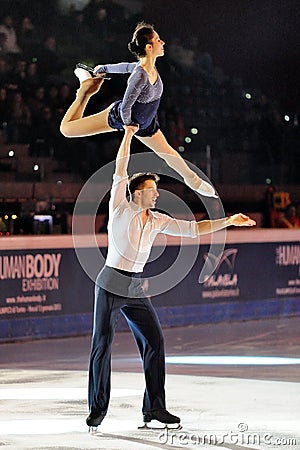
[{"xmin": 96, "ymin": 62, "xmax": 163, "ymax": 136}]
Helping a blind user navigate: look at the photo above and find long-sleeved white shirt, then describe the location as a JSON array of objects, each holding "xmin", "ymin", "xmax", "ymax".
[{"xmin": 105, "ymin": 175, "xmax": 198, "ymax": 272}]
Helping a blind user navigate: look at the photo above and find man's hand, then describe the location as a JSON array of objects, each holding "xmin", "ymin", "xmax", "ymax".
[
  {"xmin": 124, "ymin": 124, "xmax": 139, "ymax": 135},
  {"xmin": 228, "ymin": 213, "xmax": 256, "ymax": 227}
]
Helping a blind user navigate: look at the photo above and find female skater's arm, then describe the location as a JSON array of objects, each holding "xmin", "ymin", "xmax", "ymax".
[
  {"xmin": 94, "ymin": 62, "xmax": 138, "ymax": 74},
  {"xmin": 95, "ymin": 63, "xmax": 148, "ymax": 125},
  {"xmin": 119, "ymin": 69, "xmax": 148, "ymax": 125}
]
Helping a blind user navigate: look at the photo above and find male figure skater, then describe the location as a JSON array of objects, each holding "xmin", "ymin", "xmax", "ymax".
[{"xmin": 87, "ymin": 125, "xmax": 255, "ymax": 430}]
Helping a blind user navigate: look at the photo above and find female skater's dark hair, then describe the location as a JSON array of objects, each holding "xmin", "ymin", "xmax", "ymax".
[{"xmin": 128, "ymin": 22, "xmax": 155, "ymax": 58}]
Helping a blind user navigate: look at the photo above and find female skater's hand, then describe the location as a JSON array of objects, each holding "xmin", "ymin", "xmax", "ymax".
[
  {"xmin": 93, "ymin": 65, "xmax": 106, "ymax": 77},
  {"xmin": 229, "ymin": 214, "xmax": 256, "ymax": 227}
]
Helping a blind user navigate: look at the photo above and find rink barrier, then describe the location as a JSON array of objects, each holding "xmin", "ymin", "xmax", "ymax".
[{"xmin": 0, "ymin": 229, "xmax": 299, "ymax": 342}]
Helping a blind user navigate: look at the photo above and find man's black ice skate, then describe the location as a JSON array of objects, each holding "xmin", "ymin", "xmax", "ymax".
[
  {"xmin": 86, "ymin": 412, "xmax": 105, "ymax": 432},
  {"xmin": 138, "ymin": 409, "xmax": 182, "ymax": 430}
]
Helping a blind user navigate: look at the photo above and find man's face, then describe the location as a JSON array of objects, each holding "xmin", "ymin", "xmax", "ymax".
[{"xmin": 135, "ymin": 179, "xmax": 159, "ymax": 209}]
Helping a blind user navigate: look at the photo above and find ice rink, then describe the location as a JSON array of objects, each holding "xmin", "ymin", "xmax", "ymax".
[{"xmin": 0, "ymin": 317, "xmax": 299, "ymax": 450}]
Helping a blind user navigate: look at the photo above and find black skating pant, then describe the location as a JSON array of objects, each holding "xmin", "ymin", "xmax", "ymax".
[{"xmin": 88, "ymin": 265, "xmax": 166, "ymax": 416}]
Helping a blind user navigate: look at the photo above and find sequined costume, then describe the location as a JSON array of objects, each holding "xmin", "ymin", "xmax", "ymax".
[{"xmin": 96, "ymin": 62, "xmax": 163, "ymax": 137}]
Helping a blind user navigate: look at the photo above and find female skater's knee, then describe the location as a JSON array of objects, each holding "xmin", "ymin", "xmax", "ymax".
[{"xmin": 60, "ymin": 122, "xmax": 74, "ymax": 138}]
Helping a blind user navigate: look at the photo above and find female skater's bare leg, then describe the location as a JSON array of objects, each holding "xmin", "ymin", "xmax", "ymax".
[
  {"xmin": 136, "ymin": 130, "xmax": 217, "ymax": 197},
  {"xmin": 60, "ymin": 68, "xmax": 114, "ymax": 138}
]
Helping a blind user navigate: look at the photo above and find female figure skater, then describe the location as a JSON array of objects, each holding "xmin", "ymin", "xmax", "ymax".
[{"xmin": 60, "ymin": 22, "xmax": 216, "ymax": 197}]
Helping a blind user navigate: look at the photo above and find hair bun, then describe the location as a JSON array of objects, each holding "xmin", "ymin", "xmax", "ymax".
[
  {"xmin": 128, "ymin": 22, "xmax": 154, "ymax": 58},
  {"xmin": 128, "ymin": 40, "xmax": 137, "ymax": 53}
]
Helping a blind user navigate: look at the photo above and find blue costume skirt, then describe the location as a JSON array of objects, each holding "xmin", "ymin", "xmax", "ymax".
[{"xmin": 108, "ymin": 99, "xmax": 160, "ymax": 137}]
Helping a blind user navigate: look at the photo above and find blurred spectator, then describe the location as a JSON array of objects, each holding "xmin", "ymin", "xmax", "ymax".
[
  {"xmin": 10, "ymin": 58, "xmax": 27, "ymax": 92},
  {"xmin": 166, "ymin": 110, "xmax": 185, "ymax": 149},
  {"xmin": 19, "ymin": 16, "xmax": 40, "ymax": 59},
  {"xmin": 28, "ymin": 85, "xmax": 47, "ymax": 120},
  {"xmin": 297, "ymin": 203, "xmax": 300, "ymax": 220},
  {"xmin": 7, "ymin": 90, "xmax": 31, "ymax": 143},
  {"xmin": 25, "ymin": 61, "xmax": 41, "ymax": 94},
  {"xmin": 36, "ymin": 35, "xmax": 66, "ymax": 83},
  {"xmin": 0, "ymin": 86, "xmax": 8, "ymax": 126},
  {"xmin": 276, "ymin": 204, "xmax": 300, "ymax": 229},
  {"xmin": 0, "ymin": 15, "xmax": 22, "ymax": 56},
  {"xmin": 65, "ymin": 10, "xmax": 93, "ymax": 52},
  {"xmin": 0, "ymin": 56, "xmax": 11, "ymax": 86},
  {"xmin": 0, "ymin": 217, "xmax": 7, "ymax": 235},
  {"xmin": 83, "ymin": 0, "xmax": 108, "ymax": 27},
  {"xmin": 263, "ymin": 184, "xmax": 276, "ymax": 228},
  {"xmin": 107, "ymin": 0, "xmax": 128, "ymax": 34},
  {"xmin": 46, "ymin": 84, "xmax": 60, "ymax": 110},
  {"xmin": 85, "ymin": 5, "xmax": 112, "ymax": 59},
  {"xmin": 93, "ymin": 7, "xmax": 110, "ymax": 41},
  {"xmin": 168, "ymin": 38, "xmax": 195, "ymax": 72},
  {"xmin": 30, "ymin": 106, "xmax": 57, "ymax": 157},
  {"xmin": 58, "ymin": 83, "xmax": 73, "ymax": 112},
  {"xmin": 0, "ymin": 32, "xmax": 7, "ymax": 55},
  {"xmin": 81, "ymin": 0, "xmax": 127, "ymax": 56}
]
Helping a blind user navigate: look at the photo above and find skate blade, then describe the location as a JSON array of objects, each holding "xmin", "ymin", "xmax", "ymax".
[
  {"xmin": 138, "ymin": 422, "xmax": 182, "ymax": 431},
  {"xmin": 97, "ymin": 73, "xmax": 111, "ymax": 80},
  {"xmin": 88, "ymin": 426, "xmax": 99, "ymax": 434},
  {"xmin": 76, "ymin": 63, "xmax": 111, "ymax": 79}
]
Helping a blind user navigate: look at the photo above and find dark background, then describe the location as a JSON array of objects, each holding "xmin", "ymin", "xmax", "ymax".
[{"xmin": 143, "ymin": 0, "xmax": 300, "ymax": 112}]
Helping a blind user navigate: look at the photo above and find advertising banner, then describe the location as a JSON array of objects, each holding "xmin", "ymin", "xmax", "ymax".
[
  {"xmin": 144, "ymin": 242, "xmax": 300, "ymax": 307},
  {"xmin": 0, "ymin": 248, "xmax": 95, "ymax": 321}
]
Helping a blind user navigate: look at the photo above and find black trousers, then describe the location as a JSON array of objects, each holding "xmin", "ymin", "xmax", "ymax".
[{"xmin": 88, "ymin": 265, "xmax": 166, "ymax": 416}]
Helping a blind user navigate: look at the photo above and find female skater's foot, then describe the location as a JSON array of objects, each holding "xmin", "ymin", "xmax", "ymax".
[
  {"xmin": 184, "ymin": 174, "xmax": 218, "ymax": 198},
  {"xmin": 74, "ymin": 68, "xmax": 105, "ymax": 98},
  {"xmin": 74, "ymin": 67, "xmax": 92, "ymax": 83},
  {"xmin": 196, "ymin": 178, "xmax": 218, "ymax": 198}
]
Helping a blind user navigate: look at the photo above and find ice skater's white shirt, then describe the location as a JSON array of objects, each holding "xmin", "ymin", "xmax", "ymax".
[{"xmin": 105, "ymin": 174, "xmax": 198, "ymax": 273}]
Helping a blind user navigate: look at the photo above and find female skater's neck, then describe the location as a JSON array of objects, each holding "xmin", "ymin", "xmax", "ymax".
[{"xmin": 140, "ymin": 55, "xmax": 156, "ymax": 70}]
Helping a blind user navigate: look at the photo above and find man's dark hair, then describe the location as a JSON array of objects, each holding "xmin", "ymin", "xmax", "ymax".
[{"xmin": 128, "ymin": 172, "xmax": 160, "ymax": 194}]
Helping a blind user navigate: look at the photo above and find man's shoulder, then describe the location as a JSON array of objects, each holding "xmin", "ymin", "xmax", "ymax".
[
  {"xmin": 110, "ymin": 174, "xmax": 129, "ymax": 206},
  {"xmin": 150, "ymin": 210, "xmax": 173, "ymax": 222}
]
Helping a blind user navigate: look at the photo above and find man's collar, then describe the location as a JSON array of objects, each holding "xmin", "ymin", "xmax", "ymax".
[{"xmin": 130, "ymin": 201, "xmax": 154, "ymax": 218}]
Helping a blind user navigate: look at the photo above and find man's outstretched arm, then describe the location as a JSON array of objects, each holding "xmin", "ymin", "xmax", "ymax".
[
  {"xmin": 115, "ymin": 125, "xmax": 139, "ymax": 177},
  {"xmin": 196, "ymin": 213, "xmax": 256, "ymax": 235}
]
